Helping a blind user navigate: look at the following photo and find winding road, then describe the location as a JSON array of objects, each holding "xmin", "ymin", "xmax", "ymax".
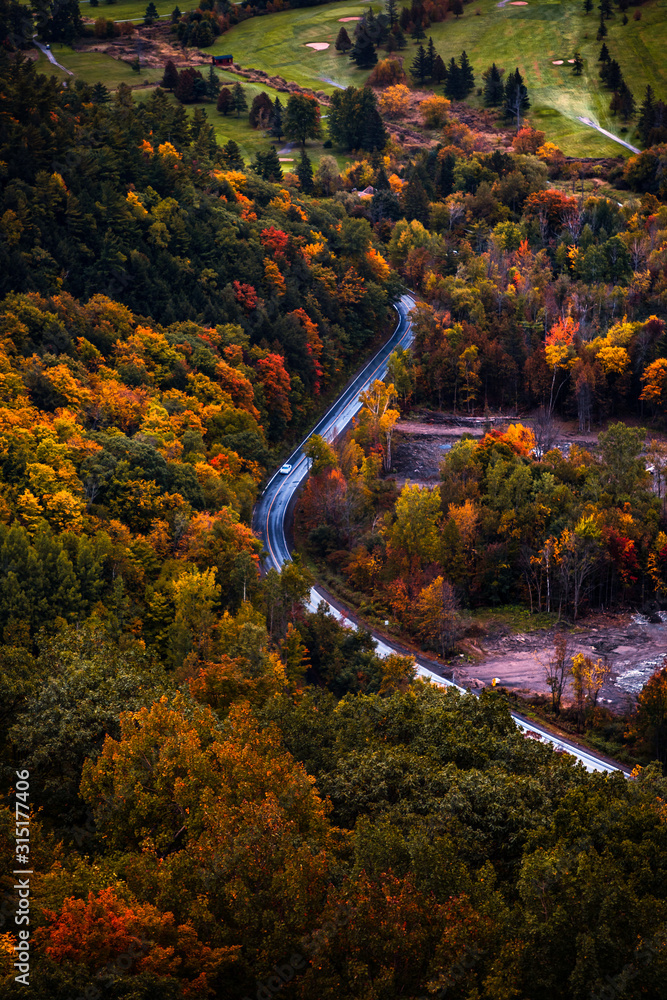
[
  {"xmin": 253, "ymin": 296, "xmax": 630, "ymax": 776},
  {"xmin": 577, "ymin": 117, "xmax": 640, "ymax": 155}
]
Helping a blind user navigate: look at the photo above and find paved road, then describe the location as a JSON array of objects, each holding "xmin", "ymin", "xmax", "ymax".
[
  {"xmin": 33, "ymin": 38, "xmax": 73, "ymax": 75},
  {"xmin": 577, "ymin": 116, "xmax": 640, "ymax": 154},
  {"xmin": 253, "ymin": 295, "xmax": 630, "ymax": 776}
]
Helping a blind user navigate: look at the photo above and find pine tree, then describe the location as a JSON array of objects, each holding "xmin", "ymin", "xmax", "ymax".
[
  {"xmin": 162, "ymin": 59, "xmax": 179, "ymax": 91},
  {"xmin": 597, "ymin": 12, "xmax": 607, "ymax": 38},
  {"xmin": 394, "ymin": 25, "xmax": 407, "ymax": 49},
  {"xmin": 637, "ymin": 85, "xmax": 656, "ymax": 144},
  {"xmin": 572, "ymin": 51, "xmax": 584, "ymax": 76},
  {"xmin": 459, "ymin": 50, "xmax": 475, "ymax": 96},
  {"xmin": 425, "ymin": 36, "xmax": 436, "ymax": 78},
  {"xmin": 91, "ymin": 81, "xmax": 110, "ymax": 104},
  {"xmin": 270, "ymin": 97, "xmax": 284, "ymax": 140},
  {"xmin": 297, "ymin": 149, "xmax": 314, "ymax": 193},
  {"xmin": 171, "ymin": 6, "xmax": 181, "ymax": 23},
  {"xmin": 335, "ymin": 26, "xmax": 352, "ymax": 52},
  {"xmin": 504, "ymin": 67, "xmax": 530, "ymax": 129},
  {"xmin": 385, "ymin": 0, "xmax": 398, "ymax": 27},
  {"xmin": 444, "ymin": 57, "xmax": 462, "ymax": 100},
  {"xmin": 403, "ymin": 176, "xmax": 430, "ymax": 224},
  {"xmin": 451, "ymin": 0, "xmax": 463, "ymax": 17},
  {"xmin": 362, "ymin": 102, "xmax": 388, "ymax": 151},
  {"xmin": 598, "ymin": 41, "xmax": 610, "ymax": 62},
  {"xmin": 483, "ymin": 63, "xmax": 504, "ymax": 106},
  {"xmin": 143, "ymin": 1, "xmax": 159, "ymax": 25},
  {"xmin": 411, "ymin": 44, "xmax": 428, "ymax": 85},
  {"xmin": 350, "ymin": 35, "xmax": 378, "ymax": 68},
  {"xmin": 583, "ymin": 0, "xmax": 593, "ymax": 12},
  {"xmin": 618, "ymin": 79, "xmax": 635, "ymax": 122},
  {"xmin": 432, "ymin": 53, "xmax": 447, "ymax": 84},
  {"xmin": 206, "ymin": 65, "xmax": 220, "ymax": 102},
  {"xmin": 411, "ymin": 19, "xmax": 426, "ymax": 41},
  {"xmin": 231, "ymin": 82, "xmax": 248, "ymax": 119},
  {"xmin": 222, "ymin": 139, "xmax": 243, "ymax": 169},
  {"xmin": 262, "ymin": 146, "xmax": 283, "ymax": 182},
  {"xmin": 598, "ymin": 0, "xmax": 612, "ymax": 19},
  {"xmin": 217, "ymin": 86, "xmax": 232, "ymax": 115}
]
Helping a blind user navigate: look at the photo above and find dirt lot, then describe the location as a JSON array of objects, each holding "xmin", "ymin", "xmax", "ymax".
[
  {"xmin": 454, "ymin": 612, "xmax": 667, "ymax": 712},
  {"xmin": 390, "ymin": 413, "xmax": 667, "ymax": 709}
]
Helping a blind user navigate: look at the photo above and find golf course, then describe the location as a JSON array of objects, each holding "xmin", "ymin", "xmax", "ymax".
[{"xmin": 209, "ymin": 0, "xmax": 667, "ymax": 156}]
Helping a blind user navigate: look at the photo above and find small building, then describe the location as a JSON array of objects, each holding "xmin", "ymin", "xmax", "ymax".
[{"xmin": 212, "ymin": 54, "xmax": 233, "ymax": 67}]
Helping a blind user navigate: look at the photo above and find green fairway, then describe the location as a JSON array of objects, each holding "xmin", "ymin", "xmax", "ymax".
[
  {"xmin": 39, "ymin": 43, "xmax": 164, "ymax": 86},
  {"xmin": 214, "ymin": 0, "xmax": 667, "ymax": 156},
  {"xmin": 77, "ymin": 0, "xmax": 179, "ymax": 21}
]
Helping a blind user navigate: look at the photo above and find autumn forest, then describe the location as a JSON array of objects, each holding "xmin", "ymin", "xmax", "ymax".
[{"xmin": 2, "ymin": 0, "xmax": 667, "ymax": 997}]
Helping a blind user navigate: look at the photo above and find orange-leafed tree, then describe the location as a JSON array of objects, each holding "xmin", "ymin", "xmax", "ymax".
[{"xmin": 255, "ymin": 353, "xmax": 292, "ymax": 437}]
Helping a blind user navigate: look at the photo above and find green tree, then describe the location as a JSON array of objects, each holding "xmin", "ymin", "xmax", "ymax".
[
  {"xmin": 335, "ymin": 25, "xmax": 352, "ymax": 52},
  {"xmin": 459, "ymin": 50, "xmax": 475, "ymax": 96},
  {"xmin": 483, "ymin": 62, "xmax": 504, "ymax": 105},
  {"xmin": 411, "ymin": 44, "xmax": 428, "ymax": 85},
  {"xmin": 598, "ymin": 422, "xmax": 646, "ymax": 499},
  {"xmin": 583, "ymin": 0, "xmax": 593, "ymax": 11},
  {"xmin": 504, "ymin": 67, "xmax": 530, "ymax": 128},
  {"xmin": 572, "ymin": 51, "xmax": 584, "ymax": 75},
  {"xmin": 270, "ymin": 96, "xmax": 284, "ymax": 139},
  {"xmin": 206, "ymin": 63, "xmax": 220, "ymax": 101},
  {"xmin": 231, "ymin": 81, "xmax": 248, "ymax": 118},
  {"xmin": 297, "ymin": 148, "xmax": 314, "ymax": 193},
  {"xmin": 451, "ymin": 0, "xmax": 463, "ymax": 16},
  {"xmin": 161, "ymin": 59, "xmax": 179, "ymax": 91},
  {"xmin": 143, "ymin": 0, "xmax": 158, "ymax": 25},
  {"xmin": 385, "ymin": 0, "xmax": 398, "ymax": 27},
  {"xmin": 284, "ymin": 93, "xmax": 321, "ymax": 147}
]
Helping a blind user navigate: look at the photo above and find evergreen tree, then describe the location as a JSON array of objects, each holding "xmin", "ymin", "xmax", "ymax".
[
  {"xmin": 350, "ymin": 34, "xmax": 378, "ymax": 68},
  {"xmin": 598, "ymin": 0, "xmax": 613, "ymax": 18},
  {"xmin": 583, "ymin": 0, "xmax": 593, "ymax": 12},
  {"xmin": 411, "ymin": 44, "xmax": 428, "ymax": 85},
  {"xmin": 297, "ymin": 149, "xmax": 314, "ymax": 193},
  {"xmin": 189, "ymin": 106, "xmax": 208, "ymax": 141},
  {"xmin": 425, "ymin": 36, "xmax": 436, "ymax": 78},
  {"xmin": 270, "ymin": 97, "xmax": 284, "ymax": 140},
  {"xmin": 217, "ymin": 86, "xmax": 232, "ymax": 115},
  {"xmin": 572, "ymin": 51, "xmax": 584, "ymax": 75},
  {"xmin": 597, "ymin": 12, "xmax": 607, "ymax": 38},
  {"xmin": 451, "ymin": 0, "xmax": 463, "ymax": 16},
  {"xmin": 432, "ymin": 53, "xmax": 447, "ymax": 84},
  {"xmin": 410, "ymin": 19, "xmax": 425, "ymax": 41},
  {"xmin": 598, "ymin": 41, "xmax": 610, "ymax": 62},
  {"xmin": 362, "ymin": 99, "xmax": 388, "ymax": 151},
  {"xmin": 91, "ymin": 81, "xmax": 110, "ymax": 104},
  {"xmin": 171, "ymin": 6, "xmax": 181, "ymax": 22},
  {"xmin": 222, "ymin": 138, "xmax": 243, "ymax": 168},
  {"xmin": 335, "ymin": 26, "xmax": 352, "ymax": 52},
  {"xmin": 483, "ymin": 63, "xmax": 504, "ymax": 106},
  {"xmin": 444, "ymin": 57, "xmax": 462, "ymax": 100},
  {"xmin": 262, "ymin": 146, "xmax": 283, "ymax": 182},
  {"xmin": 403, "ymin": 176, "xmax": 430, "ymax": 224},
  {"xmin": 162, "ymin": 59, "xmax": 179, "ymax": 92},
  {"xmin": 385, "ymin": 0, "xmax": 398, "ymax": 27},
  {"xmin": 504, "ymin": 67, "xmax": 530, "ymax": 128},
  {"xmin": 437, "ymin": 150, "xmax": 455, "ymax": 197},
  {"xmin": 206, "ymin": 64, "xmax": 220, "ymax": 102},
  {"xmin": 394, "ymin": 25, "xmax": 407, "ymax": 49},
  {"xmin": 459, "ymin": 50, "xmax": 475, "ymax": 96},
  {"xmin": 618, "ymin": 79, "xmax": 635, "ymax": 122},
  {"xmin": 637, "ymin": 85, "xmax": 656, "ymax": 144},
  {"xmin": 143, "ymin": 1, "xmax": 159, "ymax": 25},
  {"xmin": 231, "ymin": 82, "xmax": 248, "ymax": 119}
]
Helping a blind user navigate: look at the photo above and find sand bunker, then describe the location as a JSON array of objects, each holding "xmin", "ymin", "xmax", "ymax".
[
  {"xmin": 338, "ymin": 16, "xmax": 361, "ymax": 21},
  {"xmin": 510, "ymin": 2, "xmax": 528, "ymax": 5},
  {"xmin": 552, "ymin": 60, "xmax": 564, "ymax": 65},
  {"xmin": 568, "ymin": 58, "xmax": 575, "ymax": 63},
  {"xmin": 306, "ymin": 42, "xmax": 330, "ymax": 50},
  {"xmin": 278, "ymin": 158, "xmax": 294, "ymax": 162}
]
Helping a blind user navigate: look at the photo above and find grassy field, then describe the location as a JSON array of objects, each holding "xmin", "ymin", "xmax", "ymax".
[
  {"xmin": 214, "ymin": 0, "xmax": 667, "ymax": 156},
  {"xmin": 37, "ymin": 42, "xmax": 164, "ymax": 86}
]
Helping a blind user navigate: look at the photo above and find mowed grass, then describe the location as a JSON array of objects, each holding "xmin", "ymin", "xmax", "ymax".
[
  {"xmin": 209, "ymin": 1, "xmax": 371, "ymax": 93},
  {"xmin": 20, "ymin": 0, "xmax": 181, "ymax": 22},
  {"xmin": 38, "ymin": 43, "xmax": 164, "ymax": 86},
  {"xmin": 216, "ymin": 0, "xmax": 667, "ymax": 156}
]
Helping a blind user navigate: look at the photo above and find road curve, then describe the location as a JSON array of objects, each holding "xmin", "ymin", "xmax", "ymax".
[{"xmin": 253, "ymin": 295, "xmax": 630, "ymax": 777}]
